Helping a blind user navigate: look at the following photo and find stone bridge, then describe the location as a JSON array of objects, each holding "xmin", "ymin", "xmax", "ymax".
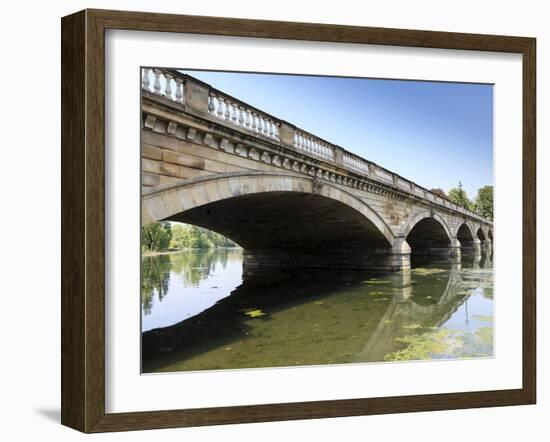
[{"xmin": 140, "ymin": 68, "xmax": 493, "ymax": 271}]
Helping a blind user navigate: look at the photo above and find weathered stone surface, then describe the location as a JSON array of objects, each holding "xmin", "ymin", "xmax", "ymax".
[
  {"xmin": 184, "ymin": 81, "xmax": 209, "ymax": 114},
  {"xmin": 142, "ymin": 144, "xmax": 162, "ymax": 161},
  {"xmin": 142, "ymin": 173, "xmax": 160, "ymax": 187},
  {"xmin": 162, "ymin": 151, "xmax": 205, "ymax": 170},
  {"xmin": 279, "ymin": 123, "xmax": 295, "ymax": 146}
]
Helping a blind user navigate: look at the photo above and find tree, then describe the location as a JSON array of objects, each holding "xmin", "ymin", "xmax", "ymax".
[
  {"xmin": 169, "ymin": 223, "xmax": 191, "ymax": 249},
  {"xmin": 141, "ymin": 221, "xmax": 172, "ymax": 252},
  {"xmin": 429, "ymin": 188, "xmax": 447, "ymax": 198},
  {"xmin": 474, "ymin": 185, "xmax": 493, "ymax": 220},
  {"xmin": 167, "ymin": 222, "xmax": 239, "ymax": 249},
  {"xmin": 447, "ymin": 182, "xmax": 474, "ymax": 210}
]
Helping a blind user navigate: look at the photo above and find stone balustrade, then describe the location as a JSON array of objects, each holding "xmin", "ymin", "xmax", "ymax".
[
  {"xmin": 293, "ymin": 130, "xmax": 335, "ymax": 161},
  {"xmin": 142, "ymin": 68, "xmax": 186, "ymax": 105},
  {"xmin": 141, "ymin": 67, "xmax": 485, "ymax": 222},
  {"xmin": 343, "ymin": 152, "xmax": 370, "ymax": 175},
  {"xmin": 207, "ymin": 90, "xmax": 280, "ymax": 142}
]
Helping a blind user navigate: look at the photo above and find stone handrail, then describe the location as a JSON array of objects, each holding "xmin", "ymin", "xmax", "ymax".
[
  {"xmin": 207, "ymin": 90, "xmax": 281, "ymax": 143},
  {"xmin": 141, "ymin": 67, "xmax": 484, "ymax": 221},
  {"xmin": 142, "ymin": 68, "xmax": 185, "ymax": 104}
]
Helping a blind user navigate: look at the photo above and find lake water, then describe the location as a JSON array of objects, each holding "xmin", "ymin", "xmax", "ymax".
[{"xmin": 141, "ymin": 249, "xmax": 493, "ymax": 373}]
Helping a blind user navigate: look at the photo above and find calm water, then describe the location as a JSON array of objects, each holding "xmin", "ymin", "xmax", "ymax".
[{"xmin": 141, "ymin": 249, "xmax": 493, "ymax": 373}]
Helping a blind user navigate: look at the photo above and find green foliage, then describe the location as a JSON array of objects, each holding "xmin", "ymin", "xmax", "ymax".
[
  {"xmin": 447, "ymin": 182, "xmax": 474, "ymax": 210},
  {"xmin": 384, "ymin": 326, "xmax": 494, "ymax": 361},
  {"xmin": 141, "ymin": 254, "xmax": 171, "ymax": 314},
  {"xmin": 429, "ymin": 188, "xmax": 447, "ymax": 198},
  {"xmin": 446, "ymin": 183, "xmax": 493, "ymax": 220},
  {"xmin": 474, "ymin": 185, "xmax": 493, "ymax": 220},
  {"xmin": 142, "ymin": 222, "xmax": 172, "ymax": 252},
  {"xmin": 141, "ymin": 222, "xmax": 238, "ymax": 252},
  {"xmin": 141, "ymin": 249, "xmax": 236, "ymax": 312},
  {"xmin": 169, "ymin": 223, "xmax": 238, "ymax": 249}
]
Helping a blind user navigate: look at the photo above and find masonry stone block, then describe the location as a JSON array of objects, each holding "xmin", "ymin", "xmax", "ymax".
[
  {"xmin": 279, "ymin": 123, "xmax": 295, "ymax": 147},
  {"xmin": 184, "ymin": 80, "xmax": 209, "ymax": 114}
]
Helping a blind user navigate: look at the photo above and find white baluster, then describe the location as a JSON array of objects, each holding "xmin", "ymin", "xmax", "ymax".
[
  {"xmin": 142, "ymin": 68, "xmax": 151, "ymax": 90},
  {"xmin": 251, "ymin": 113, "xmax": 257, "ymax": 132},
  {"xmin": 175, "ymin": 78, "xmax": 184, "ymax": 103},
  {"xmin": 258, "ymin": 117, "xmax": 263, "ymax": 134},
  {"xmin": 164, "ymin": 73, "xmax": 173, "ymax": 99},
  {"xmin": 244, "ymin": 110, "xmax": 251, "ymax": 129},
  {"xmin": 238, "ymin": 106, "xmax": 245, "ymax": 126},
  {"xmin": 217, "ymin": 97, "xmax": 224, "ymax": 119},
  {"xmin": 153, "ymin": 69, "xmax": 162, "ymax": 95},
  {"xmin": 208, "ymin": 92, "xmax": 216, "ymax": 114},
  {"xmin": 262, "ymin": 117, "xmax": 268, "ymax": 135},
  {"xmin": 269, "ymin": 120, "xmax": 274, "ymax": 138},
  {"xmin": 231, "ymin": 103, "xmax": 238, "ymax": 123},
  {"xmin": 224, "ymin": 99, "xmax": 231, "ymax": 121}
]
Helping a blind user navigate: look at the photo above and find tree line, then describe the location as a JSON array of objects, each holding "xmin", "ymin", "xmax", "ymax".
[
  {"xmin": 429, "ymin": 184, "xmax": 493, "ymax": 220},
  {"xmin": 142, "ymin": 221, "xmax": 239, "ymax": 253}
]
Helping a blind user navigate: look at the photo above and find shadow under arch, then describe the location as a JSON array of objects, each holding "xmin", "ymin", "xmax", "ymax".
[
  {"xmin": 400, "ymin": 211, "xmax": 453, "ymax": 257},
  {"xmin": 476, "ymin": 227, "xmax": 487, "ymax": 241},
  {"xmin": 142, "ymin": 172, "xmax": 401, "ymax": 270},
  {"xmin": 456, "ymin": 222, "xmax": 476, "ymax": 250}
]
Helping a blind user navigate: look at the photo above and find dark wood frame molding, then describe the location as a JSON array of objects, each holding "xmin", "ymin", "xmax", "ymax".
[{"xmin": 61, "ymin": 8, "xmax": 536, "ymax": 433}]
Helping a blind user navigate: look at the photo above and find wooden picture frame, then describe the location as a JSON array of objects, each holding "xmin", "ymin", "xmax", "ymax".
[{"xmin": 61, "ymin": 8, "xmax": 536, "ymax": 433}]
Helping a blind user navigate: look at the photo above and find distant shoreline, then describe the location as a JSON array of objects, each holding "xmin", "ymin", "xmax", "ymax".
[{"xmin": 142, "ymin": 247, "xmax": 242, "ymax": 257}]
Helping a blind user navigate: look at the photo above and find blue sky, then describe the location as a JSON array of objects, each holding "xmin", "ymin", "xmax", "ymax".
[{"xmin": 181, "ymin": 70, "xmax": 493, "ymax": 199}]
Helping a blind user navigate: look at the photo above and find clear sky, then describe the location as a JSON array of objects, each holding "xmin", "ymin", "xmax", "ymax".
[{"xmin": 181, "ymin": 70, "xmax": 493, "ymax": 199}]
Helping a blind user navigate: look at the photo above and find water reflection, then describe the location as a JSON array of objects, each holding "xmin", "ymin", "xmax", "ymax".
[
  {"xmin": 141, "ymin": 249, "xmax": 242, "ymax": 332},
  {"xmin": 141, "ymin": 250, "xmax": 493, "ymax": 373}
]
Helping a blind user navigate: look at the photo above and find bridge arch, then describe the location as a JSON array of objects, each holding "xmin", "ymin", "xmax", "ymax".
[
  {"xmin": 476, "ymin": 227, "xmax": 487, "ymax": 241},
  {"xmin": 400, "ymin": 211, "xmax": 452, "ymax": 256},
  {"xmin": 401, "ymin": 211, "xmax": 452, "ymax": 241},
  {"xmin": 456, "ymin": 222, "xmax": 476, "ymax": 250},
  {"xmin": 142, "ymin": 172, "xmax": 403, "ymax": 270}
]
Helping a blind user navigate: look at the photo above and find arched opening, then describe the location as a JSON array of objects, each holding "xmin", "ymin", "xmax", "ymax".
[
  {"xmin": 142, "ymin": 174, "xmax": 401, "ymax": 271},
  {"xmin": 405, "ymin": 217, "xmax": 451, "ymax": 256},
  {"xmin": 477, "ymin": 227, "xmax": 487, "ymax": 241},
  {"xmin": 457, "ymin": 223, "xmax": 475, "ymax": 251},
  {"xmin": 168, "ymin": 192, "xmax": 392, "ymax": 271}
]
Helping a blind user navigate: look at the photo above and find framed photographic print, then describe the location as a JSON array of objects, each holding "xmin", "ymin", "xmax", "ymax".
[{"xmin": 61, "ymin": 9, "xmax": 536, "ymax": 433}]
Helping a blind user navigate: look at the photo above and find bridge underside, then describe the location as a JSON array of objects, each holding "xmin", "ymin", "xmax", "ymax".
[
  {"xmin": 166, "ymin": 191, "xmax": 407, "ymax": 272},
  {"xmin": 406, "ymin": 218, "xmax": 453, "ymax": 257}
]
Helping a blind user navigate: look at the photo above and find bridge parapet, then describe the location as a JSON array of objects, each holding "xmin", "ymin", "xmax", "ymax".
[{"xmin": 141, "ymin": 68, "xmax": 489, "ymax": 224}]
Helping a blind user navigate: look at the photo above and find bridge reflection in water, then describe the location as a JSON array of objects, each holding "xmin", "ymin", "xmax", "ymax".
[{"xmin": 141, "ymin": 250, "xmax": 493, "ymax": 373}]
